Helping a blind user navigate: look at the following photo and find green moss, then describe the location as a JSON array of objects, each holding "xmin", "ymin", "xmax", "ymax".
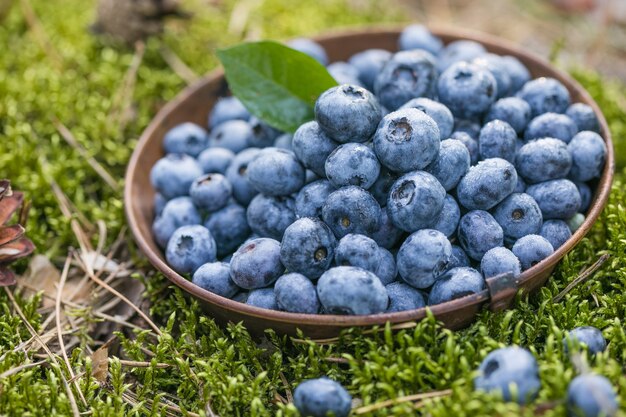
[{"xmin": 1, "ymin": 0, "xmax": 626, "ymax": 416}]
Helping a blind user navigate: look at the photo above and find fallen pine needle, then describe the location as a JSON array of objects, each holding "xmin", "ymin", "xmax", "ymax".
[
  {"xmin": 553, "ymin": 254, "xmax": 610, "ymax": 302},
  {"xmin": 353, "ymin": 389, "xmax": 453, "ymax": 414}
]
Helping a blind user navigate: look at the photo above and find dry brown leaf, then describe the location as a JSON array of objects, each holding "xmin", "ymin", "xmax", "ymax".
[
  {"xmin": 91, "ymin": 344, "xmax": 109, "ymax": 384},
  {"xmin": 21, "ymin": 255, "xmax": 61, "ymax": 308}
]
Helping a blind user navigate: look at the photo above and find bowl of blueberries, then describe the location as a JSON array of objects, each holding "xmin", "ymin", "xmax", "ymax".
[{"xmin": 125, "ymin": 25, "xmax": 614, "ymax": 338}]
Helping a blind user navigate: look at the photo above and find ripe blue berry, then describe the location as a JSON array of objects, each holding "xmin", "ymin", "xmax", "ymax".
[
  {"xmin": 425, "ymin": 139, "xmax": 470, "ymax": 191},
  {"xmin": 526, "ymin": 179, "xmax": 581, "ymax": 219},
  {"xmin": 197, "ymin": 147, "xmax": 235, "ymax": 174},
  {"xmin": 348, "ymin": 49, "xmax": 392, "ymax": 91},
  {"xmin": 437, "ymin": 61, "xmax": 497, "ymax": 120},
  {"xmin": 293, "ymin": 378, "xmax": 352, "ymax": 417},
  {"xmin": 458, "ymin": 210, "xmax": 504, "ymax": 261},
  {"xmin": 478, "ymin": 120, "xmax": 517, "ymax": 163},
  {"xmin": 295, "ymin": 179, "xmax": 335, "ymax": 219},
  {"xmin": 325, "ymin": 143, "xmax": 380, "ymax": 189},
  {"xmin": 335, "ymin": 234, "xmax": 380, "ymax": 273},
  {"xmin": 322, "ymin": 186, "xmax": 381, "ymax": 239},
  {"xmin": 457, "ymin": 158, "xmax": 518, "ymax": 211},
  {"xmin": 150, "ymin": 154, "xmax": 203, "ymax": 199},
  {"xmin": 204, "ymin": 203, "xmax": 251, "ymax": 257},
  {"xmin": 484, "ymin": 97, "xmax": 532, "ymax": 134},
  {"xmin": 567, "ymin": 374, "xmax": 617, "ymax": 417},
  {"xmin": 192, "ymin": 262, "xmax": 239, "ymax": 298},
  {"xmin": 165, "ymin": 225, "xmax": 217, "ymax": 274},
  {"xmin": 246, "ymin": 288, "xmax": 277, "ymax": 310},
  {"xmin": 274, "ymin": 273, "xmax": 320, "ymax": 314},
  {"xmin": 387, "ymin": 171, "xmax": 446, "ymax": 232},
  {"xmin": 189, "ymin": 173, "xmax": 232, "ymax": 212},
  {"xmin": 397, "ymin": 229, "xmax": 451, "ymax": 289},
  {"xmin": 492, "ymin": 193, "xmax": 543, "ymax": 245},
  {"xmin": 400, "ymin": 97, "xmax": 454, "ymax": 140},
  {"xmin": 524, "ymin": 112, "xmax": 578, "ymax": 143},
  {"xmin": 386, "ymin": 282, "xmax": 425, "ymax": 312},
  {"xmin": 428, "ymin": 267, "xmax": 485, "ymax": 305},
  {"xmin": 540, "ymin": 219, "xmax": 572, "ymax": 250},
  {"xmin": 512, "ymin": 234, "xmax": 554, "ymax": 270},
  {"xmin": 398, "ymin": 24, "xmax": 443, "ymax": 55},
  {"xmin": 564, "ymin": 326, "xmax": 606, "ymax": 355},
  {"xmin": 317, "ymin": 266, "xmax": 388, "ymax": 315},
  {"xmin": 247, "ymin": 148, "xmax": 305, "ymax": 196},
  {"xmin": 568, "ymin": 131, "xmax": 607, "ymax": 182},
  {"xmin": 480, "ymin": 247, "xmax": 521, "ymax": 278},
  {"xmin": 230, "ymin": 238, "xmax": 284, "ymax": 289},
  {"xmin": 280, "ymin": 217, "xmax": 336, "ymax": 279},
  {"xmin": 517, "ymin": 77, "xmax": 571, "ymax": 117},
  {"xmin": 225, "ymin": 148, "xmax": 261, "ymax": 206},
  {"xmin": 208, "ymin": 96, "xmax": 250, "ymax": 128},
  {"xmin": 163, "ymin": 122, "xmax": 208, "ymax": 157},
  {"xmin": 246, "ymin": 194, "xmax": 295, "ymax": 240},
  {"xmin": 208, "ymin": 120, "xmax": 253, "ymax": 153},
  {"xmin": 432, "ymin": 194, "xmax": 461, "ymax": 238},
  {"xmin": 566, "ymin": 103, "xmax": 600, "ymax": 133}
]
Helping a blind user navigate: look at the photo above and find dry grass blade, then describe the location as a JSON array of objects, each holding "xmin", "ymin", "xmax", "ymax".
[
  {"xmin": 118, "ymin": 360, "xmax": 170, "ymax": 369},
  {"xmin": 4, "ymin": 288, "xmax": 81, "ymax": 417},
  {"xmin": 91, "ymin": 344, "xmax": 109, "ymax": 384},
  {"xmin": 278, "ymin": 371, "xmax": 293, "ymax": 403},
  {"xmin": 55, "ymin": 254, "xmax": 88, "ymax": 407},
  {"xmin": 19, "ymin": 0, "xmax": 63, "ymax": 68},
  {"xmin": 553, "ymin": 253, "xmax": 611, "ymax": 302},
  {"xmin": 352, "ymin": 389, "xmax": 453, "ymax": 414},
  {"xmin": 160, "ymin": 45, "xmax": 199, "ymax": 85},
  {"xmin": 122, "ymin": 390, "xmax": 202, "ymax": 417},
  {"xmin": 0, "ymin": 359, "xmax": 46, "ymax": 379},
  {"xmin": 52, "ymin": 118, "xmax": 119, "ymax": 191},
  {"xmin": 109, "ymin": 40, "xmax": 145, "ymax": 131}
]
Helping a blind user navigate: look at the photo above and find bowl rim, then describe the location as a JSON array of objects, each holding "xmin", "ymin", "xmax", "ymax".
[{"xmin": 124, "ymin": 25, "xmax": 615, "ymax": 328}]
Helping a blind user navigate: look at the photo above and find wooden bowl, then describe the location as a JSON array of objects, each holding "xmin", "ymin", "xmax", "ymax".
[{"xmin": 124, "ymin": 27, "xmax": 614, "ymax": 340}]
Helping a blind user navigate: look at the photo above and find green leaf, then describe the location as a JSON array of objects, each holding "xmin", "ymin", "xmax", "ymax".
[{"xmin": 217, "ymin": 41, "xmax": 338, "ymax": 133}]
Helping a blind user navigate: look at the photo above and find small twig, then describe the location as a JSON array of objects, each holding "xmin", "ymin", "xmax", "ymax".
[
  {"xmin": 109, "ymin": 41, "xmax": 145, "ymax": 132},
  {"xmin": 0, "ymin": 360, "xmax": 47, "ymax": 379},
  {"xmin": 353, "ymin": 389, "xmax": 453, "ymax": 415},
  {"xmin": 118, "ymin": 360, "xmax": 171, "ymax": 369},
  {"xmin": 52, "ymin": 118, "xmax": 119, "ymax": 191},
  {"xmin": 323, "ymin": 357, "xmax": 350, "ymax": 364},
  {"xmin": 160, "ymin": 45, "xmax": 199, "ymax": 85},
  {"xmin": 553, "ymin": 254, "xmax": 610, "ymax": 302}
]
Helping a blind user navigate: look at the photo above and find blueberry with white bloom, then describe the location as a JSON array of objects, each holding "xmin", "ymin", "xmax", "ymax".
[
  {"xmin": 526, "ymin": 179, "xmax": 581, "ymax": 220},
  {"xmin": 197, "ymin": 147, "xmax": 235, "ymax": 174},
  {"xmin": 208, "ymin": 96, "xmax": 250, "ymax": 128},
  {"xmin": 163, "ymin": 122, "xmax": 208, "ymax": 157},
  {"xmin": 317, "ymin": 266, "xmax": 388, "ymax": 315},
  {"xmin": 524, "ymin": 112, "xmax": 578, "ymax": 143},
  {"xmin": 438, "ymin": 62, "xmax": 497, "ymax": 120},
  {"xmin": 568, "ymin": 131, "xmax": 607, "ymax": 182},
  {"xmin": 292, "ymin": 121, "xmax": 339, "ymax": 177},
  {"xmin": 192, "ymin": 262, "xmax": 239, "ymax": 298},
  {"xmin": 293, "ymin": 378, "xmax": 352, "ymax": 417},
  {"xmin": 492, "ymin": 193, "xmax": 543, "ymax": 245},
  {"xmin": 512, "ymin": 234, "xmax": 554, "ymax": 270},
  {"xmin": 400, "ymin": 97, "xmax": 454, "ymax": 140},
  {"xmin": 166, "ymin": 225, "xmax": 217, "ymax": 274},
  {"xmin": 458, "ymin": 210, "xmax": 504, "ymax": 261},
  {"xmin": 567, "ymin": 374, "xmax": 617, "ymax": 417},
  {"xmin": 428, "ymin": 267, "xmax": 485, "ymax": 305},
  {"xmin": 397, "ymin": 229, "xmax": 451, "ymax": 289},
  {"xmin": 230, "ymin": 238, "xmax": 283, "ymax": 289},
  {"xmin": 386, "ymin": 282, "xmax": 425, "ymax": 312},
  {"xmin": 540, "ymin": 219, "xmax": 572, "ymax": 250},
  {"xmin": 484, "ymin": 97, "xmax": 532, "ymax": 134},
  {"xmin": 481, "ymin": 247, "xmax": 521, "ymax": 279},
  {"xmin": 150, "ymin": 154, "xmax": 203, "ymax": 199},
  {"xmin": 247, "ymin": 148, "xmax": 305, "ymax": 196},
  {"xmin": 517, "ymin": 77, "xmax": 571, "ymax": 117},
  {"xmin": 208, "ymin": 119, "xmax": 253, "ymax": 153},
  {"xmin": 566, "ymin": 103, "xmax": 600, "ymax": 133},
  {"xmin": 387, "ymin": 171, "xmax": 446, "ymax": 232},
  {"xmin": 274, "ymin": 273, "xmax": 320, "ymax": 314},
  {"xmin": 425, "ymin": 139, "xmax": 470, "ymax": 191},
  {"xmin": 478, "ymin": 120, "xmax": 517, "ymax": 163}
]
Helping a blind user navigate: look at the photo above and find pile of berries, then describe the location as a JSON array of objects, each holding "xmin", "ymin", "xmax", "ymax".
[
  {"xmin": 293, "ymin": 326, "xmax": 617, "ymax": 417},
  {"xmin": 150, "ymin": 24, "xmax": 606, "ymax": 315}
]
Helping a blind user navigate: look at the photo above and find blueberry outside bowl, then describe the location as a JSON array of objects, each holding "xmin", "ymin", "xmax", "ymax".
[{"xmin": 124, "ymin": 27, "xmax": 614, "ymax": 340}]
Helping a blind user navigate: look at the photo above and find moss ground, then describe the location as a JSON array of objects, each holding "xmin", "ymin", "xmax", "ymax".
[{"xmin": 1, "ymin": 0, "xmax": 626, "ymax": 416}]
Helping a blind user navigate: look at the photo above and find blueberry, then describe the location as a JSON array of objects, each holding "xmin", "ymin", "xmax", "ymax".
[
  {"xmin": 230, "ymin": 238, "xmax": 283, "ymax": 289},
  {"xmin": 429, "ymin": 266, "xmax": 485, "ymax": 305},
  {"xmin": 295, "ymin": 180, "xmax": 335, "ymax": 218},
  {"xmin": 322, "ymin": 186, "xmax": 381, "ymax": 239},
  {"xmin": 458, "ymin": 210, "xmax": 504, "ymax": 261},
  {"xmin": 225, "ymin": 148, "xmax": 261, "ymax": 206},
  {"xmin": 568, "ymin": 131, "xmax": 607, "ymax": 182},
  {"xmin": 426, "ymin": 139, "xmax": 470, "ymax": 191},
  {"xmin": 208, "ymin": 120, "xmax": 253, "ymax": 153},
  {"xmin": 526, "ymin": 179, "xmax": 581, "ymax": 219},
  {"xmin": 450, "ymin": 131, "xmax": 479, "ymax": 165},
  {"xmin": 480, "ymin": 247, "xmax": 521, "ymax": 278},
  {"xmin": 292, "ymin": 121, "xmax": 339, "ymax": 177},
  {"xmin": 245, "ymin": 288, "xmax": 277, "ymax": 310},
  {"xmin": 540, "ymin": 219, "xmax": 572, "ymax": 250},
  {"xmin": 373, "ymin": 108, "xmax": 440, "ymax": 173},
  {"xmin": 280, "ymin": 217, "xmax": 336, "ymax": 279},
  {"xmin": 246, "ymin": 194, "xmax": 295, "ymax": 240},
  {"xmin": 163, "ymin": 122, "xmax": 209, "ymax": 157},
  {"xmin": 564, "ymin": 326, "xmax": 606, "ymax": 355},
  {"xmin": 197, "ymin": 147, "xmax": 235, "ymax": 174},
  {"xmin": 369, "ymin": 168, "xmax": 398, "ymax": 207},
  {"xmin": 374, "ymin": 50, "xmax": 438, "ymax": 110},
  {"xmin": 474, "ymin": 346, "xmax": 541, "ymax": 405},
  {"xmin": 524, "ymin": 112, "xmax": 578, "ymax": 143},
  {"xmin": 375, "ymin": 248, "xmax": 398, "ymax": 285},
  {"xmin": 576, "ymin": 182, "xmax": 592, "ymax": 212},
  {"xmin": 327, "ymin": 61, "xmax": 363, "ymax": 86},
  {"xmin": 154, "ymin": 193, "xmax": 167, "ymax": 216},
  {"xmin": 398, "ymin": 24, "xmax": 444, "ymax": 55},
  {"xmin": 517, "ymin": 77, "xmax": 571, "ymax": 117},
  {"xmin": 248, "ymin": 116, "xmax": 281, "ymax": 148},
  {"xmin": 150, "ymin": 154, "xmax": 203, "ymax": 199},
  {"xmin": 317, "ymin": 266, "xmax": 388, "ymax": 314},
  {"xmin": 152, "ymin": 197, "xmax": 202, "ymax": 248},
  {"xmin": 348, "ymin": 48, "xmax": 392, "ymax": 90},
  {"xmin": 165, "ymin": 225, "xmax": 217, "ymax": 274},
  {"xmin": 273, "ymin": 133, "xmax": 293, "ymax": 150},
  {"xmin": 335, "ymin": 234, "xmax": 380, "ymax": 272},
  {"xmin": 305, "ymin": 169, "xmax": 320, "ymax": 184},
  {"xmin": 232, "ymin": 291, "xmax": 249, "ymax": 303},
  {"xmin": 457, "ymin": 158, "xmax": 518, "ymax": 210},
  {"xmin": 397, "ymin": 229, "xmax": 451, "ymax": 289},
  {"xmin": 387, "ymin": 171, "xmax": 446, "ymax": 232},
  {"xmin": 453, "ymin": 119, "xmax": 481, "ymax": 139},
  {"xmin": 370, "ymin": 207, "xmax": 404, "ymax": 249},
  {"xmin": 432, "ymin": 194, "xmax": 461, "ymax": 238},
  {"xmin": 246, "ymin": 148, "xmax": 305, "ymax": 196},
  {"xmin": 400, "ymin": 98, "xmax": 454, "ymax": 140},
  {"xmin": 208, "ymin": 96, "xmax": 250, "ymax": 128},
  {"xmin": 568, "ymin": 213, "xmax": 586, "ymax": 233},
  {"xmin": 293, "ymin": 377, "xmax": 352, "ymax": 417},
  {"xmin": 501, "ymin": 55, "xmax": 531, "ymax": 93},
  {"xmin": 515, "ymin": 176, "xmax": 527, "ymax": 193},
  {"xmin": 567, "ymin": 374, "xmax": 617, "ymax": 417},
  {"xmin": 288, "ymin": 38, "xmax": 328, "ymax": 65},
  {"xmin": 484, "ymin": 97, "xmax": 532, "ymax": 134},
  {"xmin": 512, "ymin": 234, "xmax": 554, "ymax": 270},
  {"xmin": 189, "ymin": 173, "xmax": 232, "ymax": 212},
  {"xmin": 192, "ymin": 262, "xmax": 239, "ymax": 298},
  {"xmin": 204, "ymin": 203, "xmax": 251, "ymax": 257},
  {"xmin": 516, "ymin": 138, "xmax": 572, "ymax": 184},
  {"xmin": 448, "ymin": 245, "xmax": 471, "ymax": 270},
  {"xmin": 315, "ymin": 84, "xmax": 382, "ymax": 143},
  {"xmin": 478, "ymin": 120, "xmax": 517, "ymax": 163},
  {"xmin": 438, "ymin": 62, "xmax": 497, "ymax": 120},
  {"xmin": 274, "ymin": 273, "xmax": 320, "ymax": 314},
  {"xmin": 492, "ymin": 193, "xmax": 543, "ymax": 245},
  {"xmin": 472, "ymin": 54, "xmax": 512, "ymax": 98},
  {"xmin": 566, "ymin": 103, "xmax": 600, "ymax": 133},
  {"xmin": 437, "ymin": 40, "xmax": 487, "ymax": 72},
  {"xmin": 386, "ymin": 281, "xmax": 425, "ymax": 312},
  {"xmin": 325, "ymin": 143, "xmax": 380, "ymax": 189}
]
